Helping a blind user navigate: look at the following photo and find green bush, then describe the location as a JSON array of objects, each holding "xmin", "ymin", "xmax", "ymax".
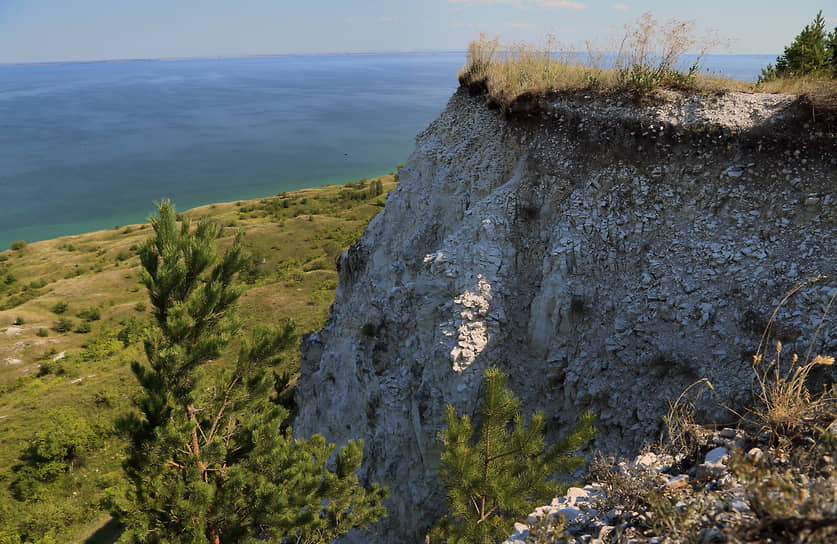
[
  {"xmin": 10, "ymin": 409, "xmax": 98, "ymax": 500},
  {"xmin": 28, "ymin": 279, "xmax": 47, "ymax": 289},
  {"xmin": 117, "ymin": 317, "xmax": 146, "ymax": 346},
  {"xmin": 760, "ymin": 11, "xmax": 837, "ymax": 81},
  {"xmin": 10, "ymin": 240, "xmax": 25, "ymax": 251},
  {"xmin": 36, "ymin": 328, "xmax": 48, "ymax": 337},
  {"xmin": 133, "ymin": 302, "xmax": 146, "ymax": 313},
  {"xmin": 432, "ymin": 367, "xmax": 595, "ymax": 543},
  {"xmin": 74, "ymin": 321, "xmax": 92, "ymax": 334},
  {"xmin": 12, "ymin": 316, "xmax": 24, "ymax": 326},
  {"xmin": 76, "ymin": 307, "xmax": 101, "ymax": 322},
  {"xmin": 50, "ymin": 301, "xmax": 68, "ymax": 315},
  {"xmin": 53, "ymin": 317, "xmax": 73, "ymax": 333}
]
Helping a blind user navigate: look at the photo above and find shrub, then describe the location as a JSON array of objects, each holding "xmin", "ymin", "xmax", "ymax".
[
  {"xmin": 10, "ymin": 409, "xmax": 98, "ymax": 500},
  {"xmin": 431, "ymin": 367, "xmax": 595, "ymax": 543},
  {"xmin": 53, "ymin": 317, "xmax": 73, "ymax": 333},
  {"xmin": 12, "ymin": 316, "xmax": 24, "ymax": 326},
  {"xmin": 10, "ymin": 240, "xmax": 25, "ymax": 251},
  {"xmin": 36, "ymin": 328, "xmax": 48, "ymax": 337},
  {"xmin": 117, "ymin": 317, "xmax": 146, "ymax": 346},
  {"xmin": 760, "ymin": 11, "xmax": 837, "ymax": 81},
  {"xmin": 368, "ymin": 179, "xmax": 384, "ymax": 198},
  {"xmin": 729, "ymin": 452, "xmax": 837, "ymax": 542},
  {"xmin": 76, "ymin": 307, "xmax": 101, "ymax": 322},
  {"xmin": 74, "ymin": 321, "xmax": 92, "ymax": 334},
  {"xmin": 50, "ymin": 301, "xmax": 68, "ymax": 315},
  {"xmin": 133, "ymin": 302, "xmax": 146, "ymax": 313}
]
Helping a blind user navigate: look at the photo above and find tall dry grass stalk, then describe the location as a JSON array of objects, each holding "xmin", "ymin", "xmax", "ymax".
[
  {"xmin": 661, "ymin": 378, "xmax": 714, "ymax": 457},
  {"xmin": 748, "ymin": 277, "xmax": 837, "ymax": 441}
]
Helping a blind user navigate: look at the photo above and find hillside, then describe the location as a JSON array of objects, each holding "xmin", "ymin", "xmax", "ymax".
[{"xmin": 0, "ymin": 174, "xmax": 397, "ymax": 543}]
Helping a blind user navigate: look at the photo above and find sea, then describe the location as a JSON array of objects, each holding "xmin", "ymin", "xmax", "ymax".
[{"xmin": 0, "ymin": 52, "xmax": 775, "ymax": 249}]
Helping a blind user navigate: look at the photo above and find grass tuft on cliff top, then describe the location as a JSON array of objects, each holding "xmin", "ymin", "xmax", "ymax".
[{"xmin": 459, "ymin": 11, "xmax": 837, "ymax": 114}]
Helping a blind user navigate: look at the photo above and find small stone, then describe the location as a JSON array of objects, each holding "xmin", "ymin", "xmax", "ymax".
[
  {"xmin": 695, "ymin": 462, "xmax": 726, "ymax": 480},
  {"xmin": 719, "ymin": 428, "xmax": 737, "ymax": 438},
  {"xmin": 731, "ymin": 499, "xmax": 750, "ymax": 512},
  {"xmin": 705, "ymin": 446, "xmax": 730, "ymax": 464},
  {"xmin": 565, "ymin": 487, "xmax": 589, "ymax": 503},
  {"xmin": 664, "ymin": 474, "xmax": 690, "ymax": 491},
  {"xmin": 634, "ymin": 453, "xmax": 658, "ymax": 468},
  {"xmin": 555, "ymin": 507, "xmax": 581, "ymax": 522},
  {"xmin": 747, "ymin": 447, "xmax": 764, "ymax": 462}
]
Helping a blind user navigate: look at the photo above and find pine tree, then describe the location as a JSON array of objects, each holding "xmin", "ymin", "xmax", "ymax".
[
  {"xmin": 760, "ymin": 11, "xmax": 836, "ymax": 81},
  {"xmin": 114, "ymin": 201, "xmax": 386, "ymax": 543},
  {"xmin": 432, "ymin": 367, "xmax": 595, "ymax": 544}
]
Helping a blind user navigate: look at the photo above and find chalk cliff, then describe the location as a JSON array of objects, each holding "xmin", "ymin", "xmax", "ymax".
[{"xmin": 295, "ymin": 87, "xmax": 836, "ymax": 542}]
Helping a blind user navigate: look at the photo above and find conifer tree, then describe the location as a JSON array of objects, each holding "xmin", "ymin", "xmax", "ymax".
[
  {"xmin": 115, "ymin": 201, "xmax": 386, "ymax": 543},
  {"xmin": 760, "ymin": 11, "xmax": 837, "ymax": 81},
  {"xmin": 432, "ymin": 367, "xmax": 595, "ymax": 544}
]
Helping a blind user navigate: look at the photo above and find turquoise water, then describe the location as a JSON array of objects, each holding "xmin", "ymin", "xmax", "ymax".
[
  {"xmin": 0, "ymin": 53, "xmax": 464, "ymax": 248},
  {"xmin": 0, "ymin": 52, "xmax": 773, "ymax": 249}
]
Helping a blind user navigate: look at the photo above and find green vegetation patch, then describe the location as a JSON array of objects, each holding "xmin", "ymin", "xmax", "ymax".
[{"xmin": 0, "ymin": 172, "xmax": 398, "ymax": 543}]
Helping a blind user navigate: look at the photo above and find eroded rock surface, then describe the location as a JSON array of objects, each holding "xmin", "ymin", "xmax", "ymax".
[{"xmin": 295, "ymin": 88, "xmax": 836, "ymax": 542}]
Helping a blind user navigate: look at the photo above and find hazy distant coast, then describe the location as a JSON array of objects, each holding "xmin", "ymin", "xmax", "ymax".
[{"xmin": 0, "ymin": 50, "xmax": 465, "ymax": 67}]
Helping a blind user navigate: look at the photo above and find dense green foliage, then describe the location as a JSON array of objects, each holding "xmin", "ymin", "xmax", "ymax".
[
  {"xmin": 432, "ymin": 367, "xmax": 595, "ymax": 544},
  {"xmin": 760, "ymin": 11, "xmax": 837, "ymax": 81},
  {"xmin": 113, "ymin": 201, "xmax": 386, "ymax": 543},
  {"xmin": 10, "ymin": 410, "xmax": 100, "ymax": 502}
]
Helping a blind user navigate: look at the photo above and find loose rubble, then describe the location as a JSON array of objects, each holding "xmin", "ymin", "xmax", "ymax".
[{"xmin": 506, "ymin": 425, "xmax": 837, "ymax": 544}]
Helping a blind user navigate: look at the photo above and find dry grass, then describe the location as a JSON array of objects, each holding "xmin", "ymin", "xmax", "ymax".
[
  {"xmin": 458, "ymin": 12, "xmax": 837, "ymax": 113},
  {"xmin": 745, "ymin": 277, "xmax": 837, "ymax": 443},
  {"xmin": 661, "ymin": 378, "xmax": 714, "ymax": 459}
]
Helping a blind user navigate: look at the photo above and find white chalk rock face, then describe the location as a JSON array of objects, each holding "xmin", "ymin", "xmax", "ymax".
[{"xmin": 294, "ymin": 88, "xmax": 837, "ymax": 542}]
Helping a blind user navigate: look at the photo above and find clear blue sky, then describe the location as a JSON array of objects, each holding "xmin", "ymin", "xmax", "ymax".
[{"xmin": 1, "ymin": 1, "xmax": 834, "ymax": 63}]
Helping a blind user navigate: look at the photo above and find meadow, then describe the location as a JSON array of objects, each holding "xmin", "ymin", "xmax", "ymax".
[{"xmin": 0, "ymin": 173, "xmax": 397, "ymax": 543}]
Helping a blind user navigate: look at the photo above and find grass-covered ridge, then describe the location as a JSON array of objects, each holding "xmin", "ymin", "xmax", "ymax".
[
  {"xmin": 0, "ymin": 173, "xmax": 397, "ymax": 543},
  {"xmin": 458, "ymin": 11, "xmax": 837, "ymax": 115}
]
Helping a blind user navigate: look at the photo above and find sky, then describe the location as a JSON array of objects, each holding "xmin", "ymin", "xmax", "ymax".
[{"xmin": 0, "ymin": 1, "xmax": 834, "ymax": 64}]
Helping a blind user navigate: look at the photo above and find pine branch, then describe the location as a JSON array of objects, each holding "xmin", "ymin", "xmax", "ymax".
[{"xmin": 205, "ymin": 374, "xmax": 241, "ymax": 445}]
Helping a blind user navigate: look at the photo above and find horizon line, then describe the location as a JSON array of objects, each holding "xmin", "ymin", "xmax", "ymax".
[
  {"xmin": 0, "ymin": 49, "xmax": 468, "ymax": 67},
  {"xmin": 0, "ymin": 49, "xmax": 779, "ymax": 68}
]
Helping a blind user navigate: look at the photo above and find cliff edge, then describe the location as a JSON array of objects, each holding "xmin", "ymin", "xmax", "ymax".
[{"xmin": 295, "ymin": 88, "xmax": 836, "ymax": 542}]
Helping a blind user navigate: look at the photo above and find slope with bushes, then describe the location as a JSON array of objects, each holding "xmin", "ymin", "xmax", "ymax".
[{"xmin": 0, "ymin": 173, "xmax": 397, "ymax": 543}]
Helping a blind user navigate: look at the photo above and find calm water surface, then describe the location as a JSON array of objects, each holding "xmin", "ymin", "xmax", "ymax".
[{"xmin": 0, "ymin": 53, "xmax": 773, "ymax": 249}]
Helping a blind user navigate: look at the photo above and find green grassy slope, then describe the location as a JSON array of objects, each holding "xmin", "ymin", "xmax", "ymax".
[{"xmin": 0, "ymin": 173, "xmax": 397, "ymax": 543}]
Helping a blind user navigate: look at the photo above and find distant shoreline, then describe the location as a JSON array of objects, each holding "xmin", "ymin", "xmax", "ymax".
[{"xmin": 0, "ymin": 50, "xmax": 466, "ymax": 68}]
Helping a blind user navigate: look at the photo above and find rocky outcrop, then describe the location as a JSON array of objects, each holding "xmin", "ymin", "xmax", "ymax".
[{"xmin": 294, "ymin": 87, "xmax": 837, "ymax": 542}]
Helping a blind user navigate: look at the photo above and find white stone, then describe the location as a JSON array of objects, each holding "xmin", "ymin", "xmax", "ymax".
[{"xmin": 705, "ymin": 446, "xmax": 730, "ymax": 465}]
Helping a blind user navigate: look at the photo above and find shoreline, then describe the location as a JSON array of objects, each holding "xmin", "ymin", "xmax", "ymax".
[{"xmin": 0, "ymin": 168, "xmax": 398, "ymax": 251}]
